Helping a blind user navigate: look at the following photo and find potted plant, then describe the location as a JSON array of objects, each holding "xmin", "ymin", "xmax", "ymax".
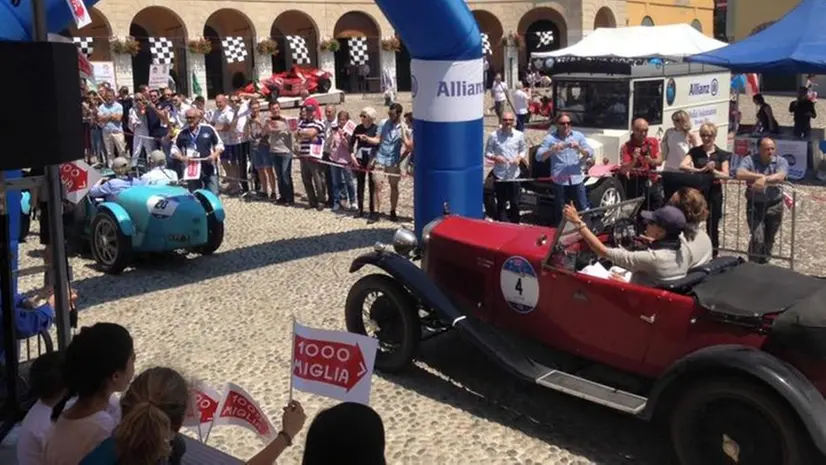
[
  {"xmin": 188, "ymin": 37, "xmax": 213, "ymax": 55},
  {"xmin": 319, "ymin": 38, "xmax": 340, "ymax": 53},
  {"xmin": 111, "ymin": 36, "xmax": 140, "ymax": 56},
  {"xmin": 381, "ymin": 36, "xmax": 401, "ymax": 52},
  {"xmin": 256, "ymin": 37, "xmax": 279, "ymax": 56}
]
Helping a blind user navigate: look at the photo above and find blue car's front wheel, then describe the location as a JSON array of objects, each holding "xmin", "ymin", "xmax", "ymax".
[
  {"xmin": 90, "ymin": 211, "xmax": 132, "ymax": 274},
  {"xmin": 194, "ymin": 219, "xmax": 223, "ymax": 255}
]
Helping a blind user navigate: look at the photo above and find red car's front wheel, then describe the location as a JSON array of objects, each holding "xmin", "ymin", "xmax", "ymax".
[{"xmin": 670, "ymin": 377, "xmax": 814, "ymax": 465}]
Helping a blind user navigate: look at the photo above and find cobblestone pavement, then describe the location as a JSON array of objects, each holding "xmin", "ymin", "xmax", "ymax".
[{"xmin": 9, "ymin": 92, "xmax": 826, "ymax": 465}]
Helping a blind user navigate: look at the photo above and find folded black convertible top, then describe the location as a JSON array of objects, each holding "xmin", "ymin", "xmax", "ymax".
[{"xmin": 693, "ymin": 262, "xmax": 826, "ymax": 358}]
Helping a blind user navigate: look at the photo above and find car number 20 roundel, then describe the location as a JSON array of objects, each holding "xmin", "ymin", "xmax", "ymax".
[{"xmin": 500, "ymin": 256, "xmax": 540, "ymax": 314}]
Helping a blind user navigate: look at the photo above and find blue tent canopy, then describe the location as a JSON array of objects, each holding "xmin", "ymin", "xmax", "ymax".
[{"xmin": 686, "ymin": 0, "xmax": 826, "ymax": 74}]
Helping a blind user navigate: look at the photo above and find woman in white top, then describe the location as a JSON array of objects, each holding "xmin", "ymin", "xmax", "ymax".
[
  {"xmin": 661, "ymin": 110, "xmax": 701, "ymax": 171},
  {"xmin": 43, "ymin": 323, "xmax": 135, "ymax": 465}
]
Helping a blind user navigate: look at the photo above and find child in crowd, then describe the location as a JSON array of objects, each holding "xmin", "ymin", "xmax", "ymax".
[
  {"xmin": 43, "ymin": 323, "xmax": 135, "ymax": 465},
  {"xmin": 17, "ymin": 351, "xmax": 66, "ymax": 465}
]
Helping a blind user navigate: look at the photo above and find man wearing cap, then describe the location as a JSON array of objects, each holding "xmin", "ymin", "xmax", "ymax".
[
  {"xmin": 89, "ymin": 157, "xmax": 146, "ymax": 201},
  {"xmin": 297, "ymin": 103, "xmax": 327, "ymax": 209},
  {"xmin": 172, "ymin": 108, "xmax": 223, "ymax": 195},
  {"xmin": 141, "ymin": 150, "xmax": 179, "ymax": 185},
  {"xmin": 563, "ymin": 204, "xmax": 690, "ymax": 286},
  {"xmin": 735, "ymin": 137, "xmax": 788, "ymax": 264}
]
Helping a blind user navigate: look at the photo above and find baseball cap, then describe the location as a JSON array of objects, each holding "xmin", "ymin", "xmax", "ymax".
[
  {"xmin": 303, "ymin": 103, "xmax": 317, "ymax": 113},
  {"xmin": 640, "ymin": 206, "xmax": 687, "ymax": 236},
  {"xmin": 149, "ymin": 150, "xmax": 166, "ymax": 166},
  {"xmin": 112, "ymin": 157, "xmax": 129, "ymax": 170}
]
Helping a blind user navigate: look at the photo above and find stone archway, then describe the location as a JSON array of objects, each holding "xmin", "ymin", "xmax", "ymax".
[
  {"xmin": 130, "ymin": 7, "xmax": 188, "ymax": 94},
  {"xmin": 594, "ymin": 7, "xmax": 617, "ymax": 29},
  {"xmin": 271, "ymin": 10, "xmax": 319, "ymax": 73},
  {"xmin": 64, "ymin": 7, "xmax": 112, "ymax": 63},
  {"xmin": 472, "ymin": 10, "xmax": 504, "ymax": 89},
  {"xmin": 519, "ymin": 7, "xmax": 568, "ymax": 76},
  {"xmin": 204, "ymin": 8, "xmax": 256, "ymax": 97},
  {"xmin": 333, "ymin": 11, "xmax": 381, "ymax": 93}
]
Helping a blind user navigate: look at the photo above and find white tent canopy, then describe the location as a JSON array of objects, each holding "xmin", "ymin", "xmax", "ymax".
[{"xmin": 531, "ymin": 24, "xmax": 728, "ymax": 60}]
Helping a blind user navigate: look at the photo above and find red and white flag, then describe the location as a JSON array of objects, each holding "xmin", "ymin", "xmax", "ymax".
[
  {"xmin": 65, "ymin": 0, "xmax": 92, "ymax": 29},
  {"xmin": 291, "ymin": 322, "xmax": 378, "ymax": 405},
  {"xmin": 182, "ymin": 382, "xmax": 221, "ymax": 439},
  {"xmin": 342, "ymin": 120, "xmax": 357, "ymax": 136},
  {"xmin": 212, "ymin": 383, "xmax": 276, "ymax": 442}
]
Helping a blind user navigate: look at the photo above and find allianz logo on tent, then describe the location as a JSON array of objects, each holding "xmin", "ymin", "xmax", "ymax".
[{"xmin": 689, "ymin": 78, "xmax": 719, "ymax": 97}]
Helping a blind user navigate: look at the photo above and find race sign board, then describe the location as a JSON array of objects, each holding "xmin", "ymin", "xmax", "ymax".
[
  {"xmin": 292, "ymin": 322, "xmax": 378, "ymax": 405},
  {"xmin": 212, "ymin": 383, "xmax": 276, "ymax": 442},
  {"xmin": 149, "ymin": 64, "xmax": 171, "ymax": 90},
  {"xmin": 60, "ymin": 161, "xmax": 102, "ymax": 204},
  {"xmin": 309, "ymin": 142, "xmax": 323, "ymax": 158},
  {"xmin": 342, "ymin": 120, "xmax": 357, "ymax": 136},
  {"xmin": 182, "ymin": 381, "xmax": 221, "ymax": 440},
  {"xmin": 183, "ymin": 159, "xmax": 201, "ymax": 181}
]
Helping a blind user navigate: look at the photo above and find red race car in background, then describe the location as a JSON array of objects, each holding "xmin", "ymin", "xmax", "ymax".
[{"xmin": 246, "ymin": 65, "xmax": 333, "ymax": 101}]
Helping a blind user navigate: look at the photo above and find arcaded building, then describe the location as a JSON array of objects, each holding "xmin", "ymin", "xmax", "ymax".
[{"xmin": 65, "ymin": 0, "xmax": 714, "ymax": 97}]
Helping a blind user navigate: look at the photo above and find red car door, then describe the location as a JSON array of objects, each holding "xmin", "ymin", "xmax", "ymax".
[{"xmin": 536, "ymin": 269, "xmax": 663, "ymax": 374}]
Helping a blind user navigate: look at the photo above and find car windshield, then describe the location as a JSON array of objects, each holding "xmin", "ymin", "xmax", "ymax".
[
  {"xmin": 550, "ymin": 197, "xmax": 646, "ymax": 251},
  {"xmin": 553, "ymin": 79, "xmax": 630, "ymax": 130}
]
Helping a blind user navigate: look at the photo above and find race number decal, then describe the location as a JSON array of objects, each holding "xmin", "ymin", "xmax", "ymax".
[
  {"xmin": 500, "ymin": 256, "xmax": 539, "ymax": 314},
  {"xmin": 146, "ymin": 195, "xmax": 179, "ymax": 218}
]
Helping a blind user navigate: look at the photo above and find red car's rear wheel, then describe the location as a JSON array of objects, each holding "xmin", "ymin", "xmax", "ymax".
[{"xmin": 670, "ymin": 378, "xmax": 813, "ymax": 465}]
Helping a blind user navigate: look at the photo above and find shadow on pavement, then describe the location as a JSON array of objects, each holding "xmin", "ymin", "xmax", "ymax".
[
  {"xmin": 380, "ymin": 332, "xmax": 676, "ymax": 465},
  {"xmin": 72, "ymin": 227, "xmax": 396, "ymax": 308}
]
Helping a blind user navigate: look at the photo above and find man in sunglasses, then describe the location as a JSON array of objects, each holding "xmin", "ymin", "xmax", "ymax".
[
  {"xmin": 484, "ymin": 111, "xmax": 526, "ymax": 223},
  {"xmin": 536, "ymin": 112, "xmax": 594, "ymax": 221}
]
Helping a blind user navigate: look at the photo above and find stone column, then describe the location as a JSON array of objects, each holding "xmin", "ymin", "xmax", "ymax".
[
  {"xmin": 318, "ymin": 50, "xmax": 337, "ymax": 90},
  {"xmin": 503, "ymin": 44, "xmax": 520, "ymax": 88},
  {"xmin": 113, "ymin": 53, "xmax": 133, "ymax": 92},
  {"xmin": 380, "ymin": 47, "xmax": 396, "ymax": 93},
  {"xmin": 255, "ymin": 51, "xmax": 272, "ymax": 81},
  {"xmin": 188, "ymin": 51, "xmax": 207, "ymax": 98}
]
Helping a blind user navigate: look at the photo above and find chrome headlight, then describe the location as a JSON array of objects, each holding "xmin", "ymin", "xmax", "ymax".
[
  {"xmin": 392, "ymin": 227, "xmax": 418, "ymax": 256},
  {"xmin": 420, "ymin": 217, "xmax": 444, "ymax": 270}
]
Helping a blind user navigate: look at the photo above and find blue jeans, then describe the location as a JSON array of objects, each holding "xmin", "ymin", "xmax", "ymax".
[
  {"xmin": 551, "ymin": 182, "xmax": 589, "ymax": 223},
  {"xmin": 187, "ymin": 174, "xmax": 219, "ymax": 195},
  {"xmin": 90, "ymin": 127, "xmax": 105, "ymax": 159},
  {"xmin": 273, "ymin": 153, "xmax": 294, "ymax": 203},
  {"xmin": 330, "ymin": 165, "xmax": 356, "ymax": 208}
]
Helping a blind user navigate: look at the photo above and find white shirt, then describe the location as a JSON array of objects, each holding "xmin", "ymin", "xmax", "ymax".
[
  {"xmin": 512, "ymin": 89, "xmax": 529, "ymax": 115},
  {"xmin": 662, "ymin": 129, "xmax": 692, "ymax": 171},
  {"xmin": 43, "ymin": 410, "xmax": 117, "ymax": 465},
  {"xmin": 491, "ymin": 81, "xmax": 508, "ymax": 102},
  {"xmin": 16, "ymin": 401, "xmax": 52, "ymax": 465},
  {"xmin": 141, "ymin": 167, "xmax": 179, "ymax": 185},
  {"xmin": 682, "ymin": 229, "xmax": 714, "ymax": 268}
]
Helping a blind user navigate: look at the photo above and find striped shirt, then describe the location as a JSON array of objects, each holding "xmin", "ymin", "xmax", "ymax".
[{"xmin": 298, "ymin": 119, "xmax": 325, "ymax": 156}]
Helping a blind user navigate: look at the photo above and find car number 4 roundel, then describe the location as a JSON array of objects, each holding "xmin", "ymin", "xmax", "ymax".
[{"xmin": 500, "ymin": 256, "xmax": 540, "ymax": 314}]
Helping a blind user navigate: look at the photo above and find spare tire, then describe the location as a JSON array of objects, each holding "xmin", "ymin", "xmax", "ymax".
[{"xmin": 316, "ymin": 77, "xmax": 332, "ymax": 93}]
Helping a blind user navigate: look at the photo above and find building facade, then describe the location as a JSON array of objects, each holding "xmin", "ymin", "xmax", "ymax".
[
  {"xmin": 626, "ymin": 0, "xmax": 714, "ymax": 33},
  {"xmin": 68, "ymin": 0, "xmax": 631, "ymax": 97}
]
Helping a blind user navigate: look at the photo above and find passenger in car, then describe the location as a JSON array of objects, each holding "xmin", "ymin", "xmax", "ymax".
[
  {"xmin": 563, "ymin": 204, "xmax": 689, "ymax": 286},
  {"xmin": 668, "ymin": 188, "xmax": 713, "ymax": 267},
  {"xmin": 89, "ymin": 157, "xmax": 146, "ymax": 201}
]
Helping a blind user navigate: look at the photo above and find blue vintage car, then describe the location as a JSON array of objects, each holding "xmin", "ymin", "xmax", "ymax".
[{"xmin": 83, "ymin": 184, "xmax": 225, "ymax": 274}]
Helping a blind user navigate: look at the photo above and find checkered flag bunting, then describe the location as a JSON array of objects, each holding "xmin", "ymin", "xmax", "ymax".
[
  {"xmin": 149, "ymin": 37, "xmax": 174, "ymax": 65},
  {"xmin": 348, "ymin": 36, "xmax": 368, "ymax": 66},
  {"xmin": 481, "ymin": 33, "xmax": 492, "ymax": 55},
  {"xmin": 286, "ymin": 35, "xmax": 310, "ymax": 65},
  {"xmin": 221, "ymin": 36, "xmax": 248, "ymax": 64},
  {"xmin": 72, "ymin": 37, "xmax": 94, "ymax": 58},
  {"xmin": 536, "ymin": 31, "xmax": 555, "ymax": 47}
]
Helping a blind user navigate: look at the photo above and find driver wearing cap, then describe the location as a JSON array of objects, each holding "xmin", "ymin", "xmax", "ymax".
[
  {"xmin": 563, "ymin": 204, "xmax": 689, "ymax": 286},
  {"xmin": 89, "ymin": 157, "xmax": 146, "ymax": 201}
]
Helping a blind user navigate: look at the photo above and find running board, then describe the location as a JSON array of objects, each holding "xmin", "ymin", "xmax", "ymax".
[
  {"xmin": 536, "ymin": 370, "xmax": 647, "ymax": 414},
  {"xmin": 452, "ymin": 315, "xmax": 648, "ymax": 416}
]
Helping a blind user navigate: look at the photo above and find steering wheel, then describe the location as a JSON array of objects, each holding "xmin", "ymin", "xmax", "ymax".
[{"xmin": 611, "ymin": 217, "xmax": 638, "ymax": 249}]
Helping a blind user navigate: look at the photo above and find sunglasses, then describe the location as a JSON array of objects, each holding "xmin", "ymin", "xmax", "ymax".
[
  {"xmin": 558, "ymin": 121, "xmax": 572, "ymax": 126},
  {"xmin": 700, "ymin": 133, "xmax": 714, "ymax": 137},
  {"xmin": 359, "ymin": 114, "xmax": 366, "ymax": 118},
  {"xmin": 185, "ymin": 116, "xmax": 197, "ymax": 120},
  {"xmin": 502, "ymin": 118, "xmax": 514, "ymax": 122}
]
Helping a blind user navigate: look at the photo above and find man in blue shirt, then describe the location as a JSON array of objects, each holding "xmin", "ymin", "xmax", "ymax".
[
  {"xmin": 485, "ymin": 111, "xmax": 526, "ymax": 223},
  {"xmin": 536, "ymin": 112, "xmax": 594, "ymax": 221},
  {"xmin": 359, "ymin": 103, "xmax": 410, "ymax": 222},
  {"xmin": 96, "ymin": 89, "xmax": 128, "ymax": 164},
  {"xmin": 89, "ymin": 157, "xmax": 146, "ymax": 201},
  {"xmin": 172, "ymin": 108, "xmax": 224, "ymax": 195}
]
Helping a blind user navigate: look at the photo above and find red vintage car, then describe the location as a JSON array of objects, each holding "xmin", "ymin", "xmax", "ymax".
[
  {"xmin": 251, "ymin": 65, "xmax": 332, "ymax": 100},
  {"xmin": 345, "ymin": 197, "xmax": 826, "ymax": 465}
]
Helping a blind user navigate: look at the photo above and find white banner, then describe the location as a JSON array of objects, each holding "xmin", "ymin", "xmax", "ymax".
[
  {"xmin": 91, "ymin": 61, "xmax": 116, "ymax": 90},
  {"xmin": 411, "ymin": 58, "xmax": 485, "ymax": 123},
  {"xmin": 149, "ymin": 63, "xmax": 170, "ymax": 89}
]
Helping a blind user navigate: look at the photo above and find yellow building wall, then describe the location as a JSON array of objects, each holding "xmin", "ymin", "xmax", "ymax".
[
  {"xmin": 626, "ymin": 0, "xmax": 715, "ymax": 35},
  {"xmin": 728, "ymin": 0, "xmax": 798, "ymax": 41}
]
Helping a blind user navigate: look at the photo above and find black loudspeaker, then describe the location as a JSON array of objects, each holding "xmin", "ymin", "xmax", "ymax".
[{"xmin": 0, "ymin": 41, "xmax": 83, "ymax": 170}]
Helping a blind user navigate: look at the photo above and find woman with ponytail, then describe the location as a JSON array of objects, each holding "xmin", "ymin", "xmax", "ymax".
[{"xmin": 44, "ymin": 323, "xmax": 135, "ymax": 465}]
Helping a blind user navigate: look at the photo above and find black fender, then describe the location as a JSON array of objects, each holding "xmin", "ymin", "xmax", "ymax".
[
  {"xmin": 349, "ymin": 250, "xmax": 465, "ymax": 323},
  {"xmin": 641, "ymin": 344, "xmax": 826, "ymax": 455}
]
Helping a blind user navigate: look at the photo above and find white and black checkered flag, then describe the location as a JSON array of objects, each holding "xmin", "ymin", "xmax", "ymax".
[
  {"xmin": 221, "ymin": 36, "xmax": 248, "ymax": 64},
  {"xmin": 480, "ymin": 33, "xmax": 492, "ymax": 55},
  {"xmin": 148, "ymin": 37, "xmax": 174, "ymax": 65},
  {"xmin": 286, "ymin": 35, "xmax": 310, "ymax": 65},
  {"xmin": 348, "ymin": 37, "xmax": 368, "ymax": 66},
  {"xmin": 536, "ymin": 31, "xmax": 555, "ymax": 47},
  {"xmin": 72, "ymin": 37, "xmax": 94, "ymax": 58}
]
